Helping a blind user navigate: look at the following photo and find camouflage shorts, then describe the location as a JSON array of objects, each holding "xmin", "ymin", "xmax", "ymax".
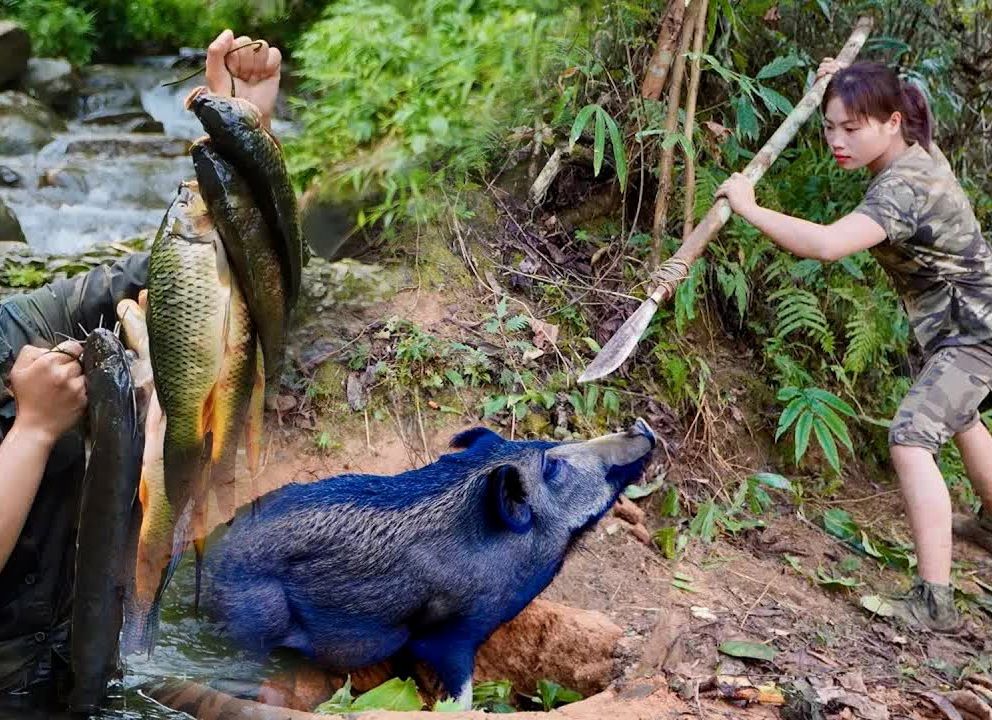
[{"xmin": 889, "ymin": 344, "xmax": 992, "ymax": 453}]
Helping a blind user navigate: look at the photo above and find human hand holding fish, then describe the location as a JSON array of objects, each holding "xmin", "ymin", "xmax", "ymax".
[
  {"xmin": 205, "ymin": 29, "xmax": 281, "ymax": 129},
  {"xmin": 8, "ymin": 340, "xmax": 86, "ymax": 446}
]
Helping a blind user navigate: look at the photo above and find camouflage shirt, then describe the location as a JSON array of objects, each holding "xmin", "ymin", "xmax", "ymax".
[
  {"xmin": 854, "ymin": 143, "xmax": 992, "ymax": 356},
  {"xmin": 0, "ymin": 252, "xmax": 147, "ymax": 695}
]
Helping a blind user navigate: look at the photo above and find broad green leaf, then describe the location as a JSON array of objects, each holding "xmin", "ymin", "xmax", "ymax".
[
  {"xmin": 756, "ymin": 55, "xmax": 804, "ymax": 80},
  {"xmin": 482, "ymin": 395, "xmax": 508, "ymax": 417},
  {"xmin": 776, "ymin": 386, "xmax": 802, "ymax": 402},
  {"xmin": 581, "ymin": 336, "xmax": 601, "ymax": 353},
  {"xmin": 734, "ymin": 95, "xmax": 759, "ymax": 140},
  {"xmin": 434, "ymin": 699, "xmax": 463, "ymax": 712},
  {"xmin": 806, "ymin": 388, "xmax": 857, "ymax": 417},
  {"xmin": 751, "ymin": 472, "xmax": 793, "ymax": 492},
  {"xmin": 660, "ymin": 486, "xmax": 681, "ymax": 516},
  {"xmin": 690, "ymin": 500, "xmax": 720, "ymax": 542},
  {"xmin": 776, "ymin": 397, "xmax": 806, "ymax": 440},
  {"xmin": 624, "ymin": 476, "xmax": 666, "ymax": 500},
  {"xmin": 568, "ymin": 103, "xmax": 598, "ymax": 147},
  {"xmin": 653, "ymin": 527, "xmax": 679, "ymax": 559},
  {"xmin": 584, "ymin": 384, "xmax": 600, "ymax": 413},
  {"xmin": 793, "ymin": 411, "xmax": 813, "ymax": 464},
  {"xmin": 718, "ymin": 641, "xmax": 779, "ymax": 662},
  {"xmin": 815, "ymin": 567, "xmax": 858, "ymax": 590},
  {"xmin": 671, "ymin": 578, "xmax": 699, "ymax": 593},
  {"xmin": 860, "ymin": 594, "xmax": 896, "ymax": 616},
  {"xmin": 593, "ymin": 109, "xmax": 606, "ymax": 176},
  {"xmin": 314, "ymin": 677, "xmax": 354, "ymax": 714},
  {"xmin": 821, "ymin": 508, "xmax": 858, "ymax": 541},
  {"xmin": 860, "ymin": 531, "xmax": 882, "ymax": 559},
  {"xmin": 603, "ymin": 111, "xmax": 627, "ymax": 189},
  {"xmin": 351, "ymin": 678, "xmax": 423, "ymax": 712},
  {"xmin": 812, "ymin": 416, "xmax": 841, "ymax": 473},
  {"xmin": 756, "ymin": 85, "xmax": 793, "ymax": 115},
  {"xmin": 811, "ymin": 402, "xmax": 854, "ymax": 452}
]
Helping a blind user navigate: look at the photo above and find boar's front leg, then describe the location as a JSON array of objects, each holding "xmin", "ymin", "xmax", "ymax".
[{"xmin": 408, "ymin": 626, "xmax": 478, "ymax": 709}]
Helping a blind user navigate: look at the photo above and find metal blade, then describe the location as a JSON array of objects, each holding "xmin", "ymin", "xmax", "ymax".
[{"xmin": 577, "ymin": 297, "xmax": 659, "ymax": 383}]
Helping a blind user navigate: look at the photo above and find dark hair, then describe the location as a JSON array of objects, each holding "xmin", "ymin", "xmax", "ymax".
[{"xmin": 822, "ymin": 61, "xmax": 933, "ymax": 150}]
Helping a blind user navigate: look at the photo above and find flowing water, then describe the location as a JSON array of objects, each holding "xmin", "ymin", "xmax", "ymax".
[{"xmin": 0, "ymin": 57, "xmax": 294, "ymax": 255}]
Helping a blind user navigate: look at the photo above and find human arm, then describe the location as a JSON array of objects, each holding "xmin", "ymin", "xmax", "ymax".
[
  {"xmin": 0, "ymin": 341, "xmax": 86, "ymax": 571},
  {"xmin": 204, "ymin": 29, "xmax": 282, "ymax": 130},
  {"xmin": 715, "ymin": 173, "xmax": 887, "ymax": 261}
]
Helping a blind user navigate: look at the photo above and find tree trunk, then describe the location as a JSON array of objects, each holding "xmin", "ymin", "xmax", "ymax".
[{"xmin": 641, "ymin": 0, "xmax": 689, "ymax": 101}]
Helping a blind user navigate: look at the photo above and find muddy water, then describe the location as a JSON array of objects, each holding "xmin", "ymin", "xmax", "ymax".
[{"xmin": 93, "ymin": 554, "xmax": 289, "ymax": 720}]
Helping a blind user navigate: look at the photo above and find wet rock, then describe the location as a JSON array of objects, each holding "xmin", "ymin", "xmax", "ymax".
[
  {"xmin": 38, "ymin": 165, "xmax": 88, "ymax": 194},
  {"xmin": 81, "ymin": 108, "xmax": 165, "ymax": 134},
  {"xmin": 0, "ymin": 165, "xmax": 22, "ymax": 187},
  {"xmin": 0, "ymin": 22, "xmax": 31, "ymax": 88},
  {"xmin": 475, "ymin": 599, "xmax": 623, "ymax": 696},
  {"xmin": 81, "ymin": 107, "xmax": 153, "ymax": 125},
  {"xmin": 61, "ymin": 134, "xmax": 190, "ymax": 158},
  {"xmin": 74, "ymin": 66, "xmax": 142, "ymax": 117},
  {"xmin": 19, "ymin": 58, "xmax": 79, "ymax": 113},
  {"xmin": 122, "ymin": 116, "xmax": 165, "ymax": 134},
  {"xmin": 0, "ymin": 92, "xmax": 67, "ymax": 155},
  {"xmin": 0, "ymin": 199, "xmax": 25, "ymax": 244}
]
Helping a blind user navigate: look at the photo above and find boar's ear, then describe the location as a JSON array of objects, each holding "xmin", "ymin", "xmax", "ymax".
[
  {"xmin": 450, "ymin": 426, "xmax": 503, "ymax": 450},
  {"xmin": 488, "ymin": 464, "xmax": 532, "ymax": 534}
]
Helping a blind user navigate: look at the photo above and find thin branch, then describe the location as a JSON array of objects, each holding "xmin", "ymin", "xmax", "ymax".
[
  {"xmin": 681, "ymin": 0, "xmax": 709, "ymax": 241},
  {"xmin": 650, "ymin": 0, "xmax": 699, "ymax": 262}
]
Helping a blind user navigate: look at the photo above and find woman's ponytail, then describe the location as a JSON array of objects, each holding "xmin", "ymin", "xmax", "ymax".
[{"xmin": 899, "ymin": 82, "xmax": 933, "ymax": 150}]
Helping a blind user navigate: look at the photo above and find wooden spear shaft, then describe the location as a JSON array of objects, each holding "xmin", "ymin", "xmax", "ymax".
[{"xmin": 579, "ymin": 14, "xmax": 875, "ymax": 383}]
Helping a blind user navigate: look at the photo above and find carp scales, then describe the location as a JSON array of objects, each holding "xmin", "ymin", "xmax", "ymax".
[
  {"xmin": 147, "ymin": 181, "xmax": 229, "ymax": 531},
  {"xmin": 191, "ymin": 140, "xmax": 285, "ymax": 384},
  {"xmin": 69, "ymin": 328, "xmax": 142, "ymax": 712},
  {"xmin": 135, "ymin": 180, "xmax": 260, "ymax": 649},
  {"xmin": 185, "ymin": 87, "xmax": 307, "ymax": 309}
]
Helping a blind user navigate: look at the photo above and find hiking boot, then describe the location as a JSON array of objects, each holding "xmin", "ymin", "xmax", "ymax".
[
  {"xmin": 861, "ymin": 578, "xmax": 960, "ymax": 633},
  {"xmin": 953, "ymin": 508, "xmax": 992, "ymax": 554}
]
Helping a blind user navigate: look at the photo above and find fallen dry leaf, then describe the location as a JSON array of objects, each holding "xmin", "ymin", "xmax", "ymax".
[
  {"xmin": 946, "ymin": 690, "xmax": 992, "ymax": 720},
  {"xmin": 529, "ymin": 316, "xmax": 559, "ymax": 350},
  {"xmin": 814, "ymin": 685, "xmax": 889, "ymax": 720},
  {"xmin": 918, "ymin": 691, "xmax": 965, "ymax": 720},
  {"xmin": 715, "ymin": 675, "xmax": 785, "ymax": 706},
  {"xmin": 704, "ymin": 120, "xmax": 732, "ymax": 143}
]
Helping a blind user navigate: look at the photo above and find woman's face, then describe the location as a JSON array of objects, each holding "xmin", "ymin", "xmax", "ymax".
[{"xmin": 822, "ymin": 96, "xmax": 902, "ymax": 171}]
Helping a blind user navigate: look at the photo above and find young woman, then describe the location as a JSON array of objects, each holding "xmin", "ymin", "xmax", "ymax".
[
  {"xmin": 716, "ymin": 59, "xmax": 992, "ymax": 632},
  {"xmin": 0, "ymin": 29, "xmax": 282, "ymax": 705}
]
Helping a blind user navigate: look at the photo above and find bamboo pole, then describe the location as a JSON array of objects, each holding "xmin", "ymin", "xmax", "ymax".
[
  {"xmin": 681, "ymin": 0, "xmax": 709, "ymax": 240},
  {"xmin": 650, "ymin": 0, "xmax": 699, "ymax": 262},
  {"xmin": 579, "ymin": 14, "xmax": 875, "ymax": 383},
  {"xmin": 641, "ymin": 0, "xmax": 689, "ymax": 100}
]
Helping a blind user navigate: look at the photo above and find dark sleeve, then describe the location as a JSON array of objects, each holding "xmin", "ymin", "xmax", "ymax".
[
  {"xmin": 0, "ymin": 252, "xmax": 148, "ymax": 352},
  {"xmin": 853, "ymin": 176, "xmax": 920, "ymax": 244}
]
